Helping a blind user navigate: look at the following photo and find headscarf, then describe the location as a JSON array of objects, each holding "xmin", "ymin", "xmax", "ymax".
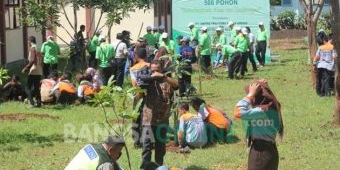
[{"xmin": 245, "ymin": 80, "xmax": 284, "ymax": 138}]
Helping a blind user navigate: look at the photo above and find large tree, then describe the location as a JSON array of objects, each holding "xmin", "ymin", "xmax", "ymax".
[
  {"xmin": 299, "ymin": 0, "xmax": 325, "ymax": 87},
  {"xmin": 329, "ymin": 1, "xmax": 340, "ymax": 125}
]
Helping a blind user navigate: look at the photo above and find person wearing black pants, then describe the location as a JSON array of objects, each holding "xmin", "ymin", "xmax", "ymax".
[
  {"xmin": 255, "ymin": 22, "xmax": 269, "ymax": 66},
  {"xmin": 239, "ymin": 52, "xmax": 249, "ymax": 77},
  {"xmin": 26, "ymin": 75, "xmax": 42, "ymax": 107},
  {"xmin": 112, "ymin": 58, "xmax": 126, "ymax": 87},
  {"xmin": 228, "ymin": 51, "xmax": 242, "ymax": 79},
  {"xmin": 43, "ymin": 63, "xmax": 58, "ymax": 78}
]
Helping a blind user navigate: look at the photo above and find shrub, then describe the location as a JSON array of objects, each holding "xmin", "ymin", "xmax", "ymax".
[
  {"xmin": 317, "ymin": 12, "xmax": 332, "ymax": 34},
  {"xmin": 294, "ymin": 14, "xmax": 306, "ymax": 30},
  {"xmin": 277, "ymin": 10, "xmax": 296, "ymax": 29}
]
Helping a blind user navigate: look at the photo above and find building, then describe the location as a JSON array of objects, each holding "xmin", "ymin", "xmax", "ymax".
[
  {"xmin": 0, "ymin": 0, "xmax": 154, "ymax": 66},
  {"xmin": 270, "ymin": 0, "xmax": 331, "ymax": 16}
]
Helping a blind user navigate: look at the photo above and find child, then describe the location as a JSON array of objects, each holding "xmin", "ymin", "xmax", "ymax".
[{"xmin": 177, "ymin": 102, "xmax": 207, "ymax": 149}]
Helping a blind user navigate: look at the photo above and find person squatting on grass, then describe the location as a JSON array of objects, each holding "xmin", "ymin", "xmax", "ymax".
[
  {"xmin": 76, "ymin": 73, "xmax": 96, "ymax": 103},
  {"xmin": 1, "ymin": 75, "xmax": 25, "ymax": 101},
  {"xmin": 49, "ymin": 72, "xmax": 77, "ymax": 104},
  {"xmin": 190, "ymin": 97, "xmax": 232, "ymax": 144},
  {"xmin": 313, "ymin": 34, "xmax": 336, "ymax": 97},
  {"xmin": 234, "ymin": 79, "xmax": 284, "ymax": 170},
  {"xmin": 40, "ymin": 72, "xmax": 58, "ymax": 104},
  {"xmin": 64, "ymin": 135, "xmax": 125, "ymax": 170},
  {"xmin": 177, "ymin": 102, "xmax": 207, "ymax": 148},
  {"xmin": 140, "ymin": 59, "xmax": 179, "ymax": 170}
]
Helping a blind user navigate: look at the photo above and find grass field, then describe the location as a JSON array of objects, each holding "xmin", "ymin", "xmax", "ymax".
[{"xmin": 1, "ymin": 39, "xmax": 340, "ymax": 170}]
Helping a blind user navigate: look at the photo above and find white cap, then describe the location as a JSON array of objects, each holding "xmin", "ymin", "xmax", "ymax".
[
  {"xmin": 188, "ymin": 22, "xmax": 194, "ymax": 27},
  {"xmin": 47, "ymin": 35, "xmax": 54, "ymax": 39},
  {"xmin": 318, "ymin": 29, "xmax": 324, "ymax": 33},
  {"xmin": 216, "ymin": 43, "xmax": 222, "ymax": 48},
  {"xmin": 241, "ymin": 27, "xmax": 248, "ymax": 34},
  {"xmin": 259, "ymin": 22, "xmax": 264, "ymax": 25},
  {"xmin": 227, "ymin": 21, "xmax": 234, "ymax": 26},
  {"xmin": 161, "ymin": 32, "xmax": 168, "ymax": 38},
  {"xmin": 216, "ymin": 27, "xmax": 222, "ymax": 31},
  {"xmin": 201, "ymin": 26, "xmax": 208, "ymax": 31},
  {"xmin": 235, "ymin": 26, "xmax": 241, "ymax": 31}
]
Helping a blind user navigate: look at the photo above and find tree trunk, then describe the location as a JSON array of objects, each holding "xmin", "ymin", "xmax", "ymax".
[
  {"xmin": 330, "ymin": 0, "xmax": 340, "ymax": 125},
  {"xmin": 107, "ymin": 23, "xmax": 113, "ymax": 43},
  {"xmin": 306, "ymin": 17, "xmax": 317, "ymax": 88}
]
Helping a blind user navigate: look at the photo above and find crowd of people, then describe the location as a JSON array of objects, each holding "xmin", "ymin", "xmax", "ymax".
[{"xmin": 0, "ymin": 22, "xmax": 286, "ymax": 170}]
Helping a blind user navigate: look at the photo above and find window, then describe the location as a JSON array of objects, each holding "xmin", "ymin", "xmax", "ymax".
[
  {"xmin": 5, "ymin": 0, "xmax": 21, "ymax": 29},
  {"xmin": 282, "ymin": 0, "xmax": 292, "ymax": 5}
]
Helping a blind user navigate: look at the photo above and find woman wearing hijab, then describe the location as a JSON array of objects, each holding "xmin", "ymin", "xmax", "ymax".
[{"xmin": 234, "ymin": 79, "xmax": 284, "ymax": 170}]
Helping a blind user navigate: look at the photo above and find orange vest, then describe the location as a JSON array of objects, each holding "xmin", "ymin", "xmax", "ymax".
[
  {"xmin": 206, "ymin": 106, "xmax": 229, "ymax": 129},
  {"xmin": 58, "ymin": 81, "xmax": 76, "ymax": 94}
]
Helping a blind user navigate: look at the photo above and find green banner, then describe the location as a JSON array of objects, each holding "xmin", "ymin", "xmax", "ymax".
[{"xmin": 172, "ymin": 0, "xmax": 271, "ymax": 60}]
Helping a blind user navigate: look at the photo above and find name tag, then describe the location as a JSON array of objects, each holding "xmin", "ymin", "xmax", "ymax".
[{"xmin": 84, "ymin": 145, "xmax": 98, "ymax": 160}]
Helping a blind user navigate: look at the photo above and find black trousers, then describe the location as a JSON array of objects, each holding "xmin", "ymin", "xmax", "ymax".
[
  {"xmin": 140, "ymin": 124, "xmax": 168, "ymax": 170},
  {"xmin": 316, "ymin": 68, "xmax": 334, "ymax": 96},
  {"xmin": 43, "ymin": 63, "xmax": 57, "ymax": 78},
  {"xmin": 112, "ymin": 58, "xmax": 126, "ymax": 87},
  {"xmin": 88, "ymin": 51, "xmax": 97, "ymax": 68},
  {"xmin": 26, "ymin": 75, "xmax": 41, "ymax": 106},
  {"xmin": 99, "ymin": 67, "xmax": 113, "ymax": 86},
  {"xmin": 200, "ymin": 55, "xmax": 211, "ymax": 74},
  {"xmin": 255, "ymin": 41, "xmax": 267, "ymax": 66},
  {"xmin": 178, "ymin": 67, "xmax": 192, "ymax": 96},
  {"xmin": 132, "ymin": 100, "xmax": 144, "ymax": 146},
  {"xmin": 248, "ymin": 140, "xmax": 279, "ymax": 170},
  {"xmin": 234, "ymin": 52, "xmax": 248, "ymax": 77},
  {"xmin": 228, "ymin": 52, "xmax": 242, "ymax": 79}
]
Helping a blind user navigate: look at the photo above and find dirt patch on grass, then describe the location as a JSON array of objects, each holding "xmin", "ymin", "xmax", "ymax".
[
  {"xmin": 166, "ymin": 140, "xmax": 180, "ymax": 153},
  {"xmin": 271, "ymin": 29, "xmax": 307, "ymax": 39},
  {"xmin": 0, "ymin": 113, "xmax": 59, "ymax": 121}
]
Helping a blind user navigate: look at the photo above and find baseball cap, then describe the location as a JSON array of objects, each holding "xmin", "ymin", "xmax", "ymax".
[
  {"xmin": 146, "ymin": 26, "xmax": 152, "ymax": 31},
  {"xmin": 201, "ymin": 26, "xmax": 208, "ymax": 31},
  {"xmin": 99, "ymin": 35, "xmax": 106, "ymax": 42},
  {"xmin": 158, "ymin": 25, "xmax": 165, "ymax": 30},
  {"xmin": 259, "ymin": 22, "xmax": 264, "ymax": 26},
  {"xmin": 152, "ymin": 26, "xmax": 158, "ymax": 31},
  {"xmin": 161, "ymin": 32, "xmax": 168, "ymax": 38},
  {"xmin": 241, "ymin": 27, "xmax": 248, "ymax": 34},
  {"xmin": 104, "ymin": 135, "xmax": 125, "ymax": 147},
  {"xmin": 188, "ymin": 22, "xmax": 194, "ymax": 27},
  {"xmin": 235, "ymin": 26, "xmax": 241, "ymax": 31},
  {"xmin": 137, "ymin": 37, "xmax": 146, "ymax": 42},
  {"xmin": 180, "ymin": 36, "xmax": 190, "ymax": 42},
  {"xmin": 215, "ymin": 43, "xmax": 222, "ymax": 48},
  {"xmin": 227, "ymin": 21, "xmax": 234, "ymax": 26},
  {"xmin": 216, "ymin": 27, "xmax": 222, "ymax": 31}
]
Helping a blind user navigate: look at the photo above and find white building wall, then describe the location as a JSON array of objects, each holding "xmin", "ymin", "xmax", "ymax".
[{"xmin": 5, "ymin": 29, "xmax": 24, "ymax": 63}]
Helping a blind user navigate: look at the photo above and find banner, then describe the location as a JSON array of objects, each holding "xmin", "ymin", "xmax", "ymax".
[{"xmin": 172, "ymin": 0, "xmax": 271, "ymax": 60}]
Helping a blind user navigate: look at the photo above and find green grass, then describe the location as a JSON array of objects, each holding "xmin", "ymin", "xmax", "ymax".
[{"xmin": 1, "ymin": 46, "xmax": 340, "ymax": 170}]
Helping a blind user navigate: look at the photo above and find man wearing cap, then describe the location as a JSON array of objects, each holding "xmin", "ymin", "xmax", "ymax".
[
  {"xmin": 112, "ymin": 33, "xmax": 129, "ymax": 87},
  {"xmin": 233, "ymin": 27, "xmax": 250, "ymax": 78},
  {"xmin": 158, "ymin": 25, "xmax": 166, "ymax": 44},
  {"xmin": 212, "ymin": 27, "xmax": 227, "ymax": 68},
  {"xmin": 159, "ymin": 33, "xmax": 174, "ymax": 55},
  {"xmin": 188, "ymin": 22, "xmax": 199, "ymax": 48},
  {"xmin": 41, "ymin": 35, "xmax": 60, "ymax": 78},
  {"xmin": 197, "ymin": 26, "xmax": 212, "ymax": 74},
  {"xmin": 178, "ymin": 36, "xmax": 195, "ymax": 96},
  {"xmin": 96, "ymin": 36, "xmax": 115, "ymax": 86},
  {"xmin": 153, "ymin": 26, "xmax": 160, "ymax": 49},
  {"xmin": 255, "ymin": 22, "xmax": 270, "ymax": 67},
  {"xmin": 216, "ymin": 43, "xmax": 241, "ymax": 79},
  {"xmin": 228, "ymin": 21, "xmax": 237, "ymax": 45},
  {"xmin": 143, "ymin": 26, "xmax": 157, "ymax": 48},
  {"xmin": 64, "ymin": 135, "xmax": 125, "ymax": 170},
  {"xmin": 87, "ymin": 30, "xmax": 101, "ymax": 68}
]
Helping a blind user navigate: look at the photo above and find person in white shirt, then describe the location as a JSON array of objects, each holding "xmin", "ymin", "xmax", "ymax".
[{"xmin": 112, "ymin": 33, "xmax": 129, "ymax": 87}]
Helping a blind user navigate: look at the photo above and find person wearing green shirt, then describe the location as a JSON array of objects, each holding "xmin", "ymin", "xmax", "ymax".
[
  {"xmin": 95, "ymin": 36, "xmax": 115, "ymax": 85},
  {"xmin": 212, "ymin": 27, "xmax": 227, "ymax": 68},
  {"xmin": 216, "ymin": 43, "xmax": 241, "ymax": 79},
  {"xmin": 255, "ymin": 22, "xmax": 270, "ymax": 67},
  {"xmin": 157, "ymin": 25, "xmax": 165, "ymax": 46},
  {"xmin": 41, "ymin": 36, "xmax": 60, "ymax": 78},
  {"xmin": 87, "ymin": 30, "xmax": 101, "ymax": 68},
  {"xmin": 233, "ymin": 28, "xmax": 250, "ymax": 78},
  {"xmin": 188, "ymin": 22, "xmax": 199, "ymax": 48},
  {"xmin": 153, "ymin": 26, "xmax": 160, "ymax": 49},
  {"xmin": 159, "ymin": 32, "xmax": 174, "ymax": 55},
  {"xmin": 228, "ymin": 21, "xmax": 238, "ymax": 45},
  {"xmin": 143, "ymin": 26, "xmax": 157, "ymax": 48},
  {"xmin": 197, "ymin": 26, "xmax": 211, "ymax": 74}
]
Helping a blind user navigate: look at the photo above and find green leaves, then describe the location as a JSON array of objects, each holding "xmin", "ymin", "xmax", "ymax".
[{"xmin": 0, "ymin": 68, "xmax": 10, "ymax": 86}]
